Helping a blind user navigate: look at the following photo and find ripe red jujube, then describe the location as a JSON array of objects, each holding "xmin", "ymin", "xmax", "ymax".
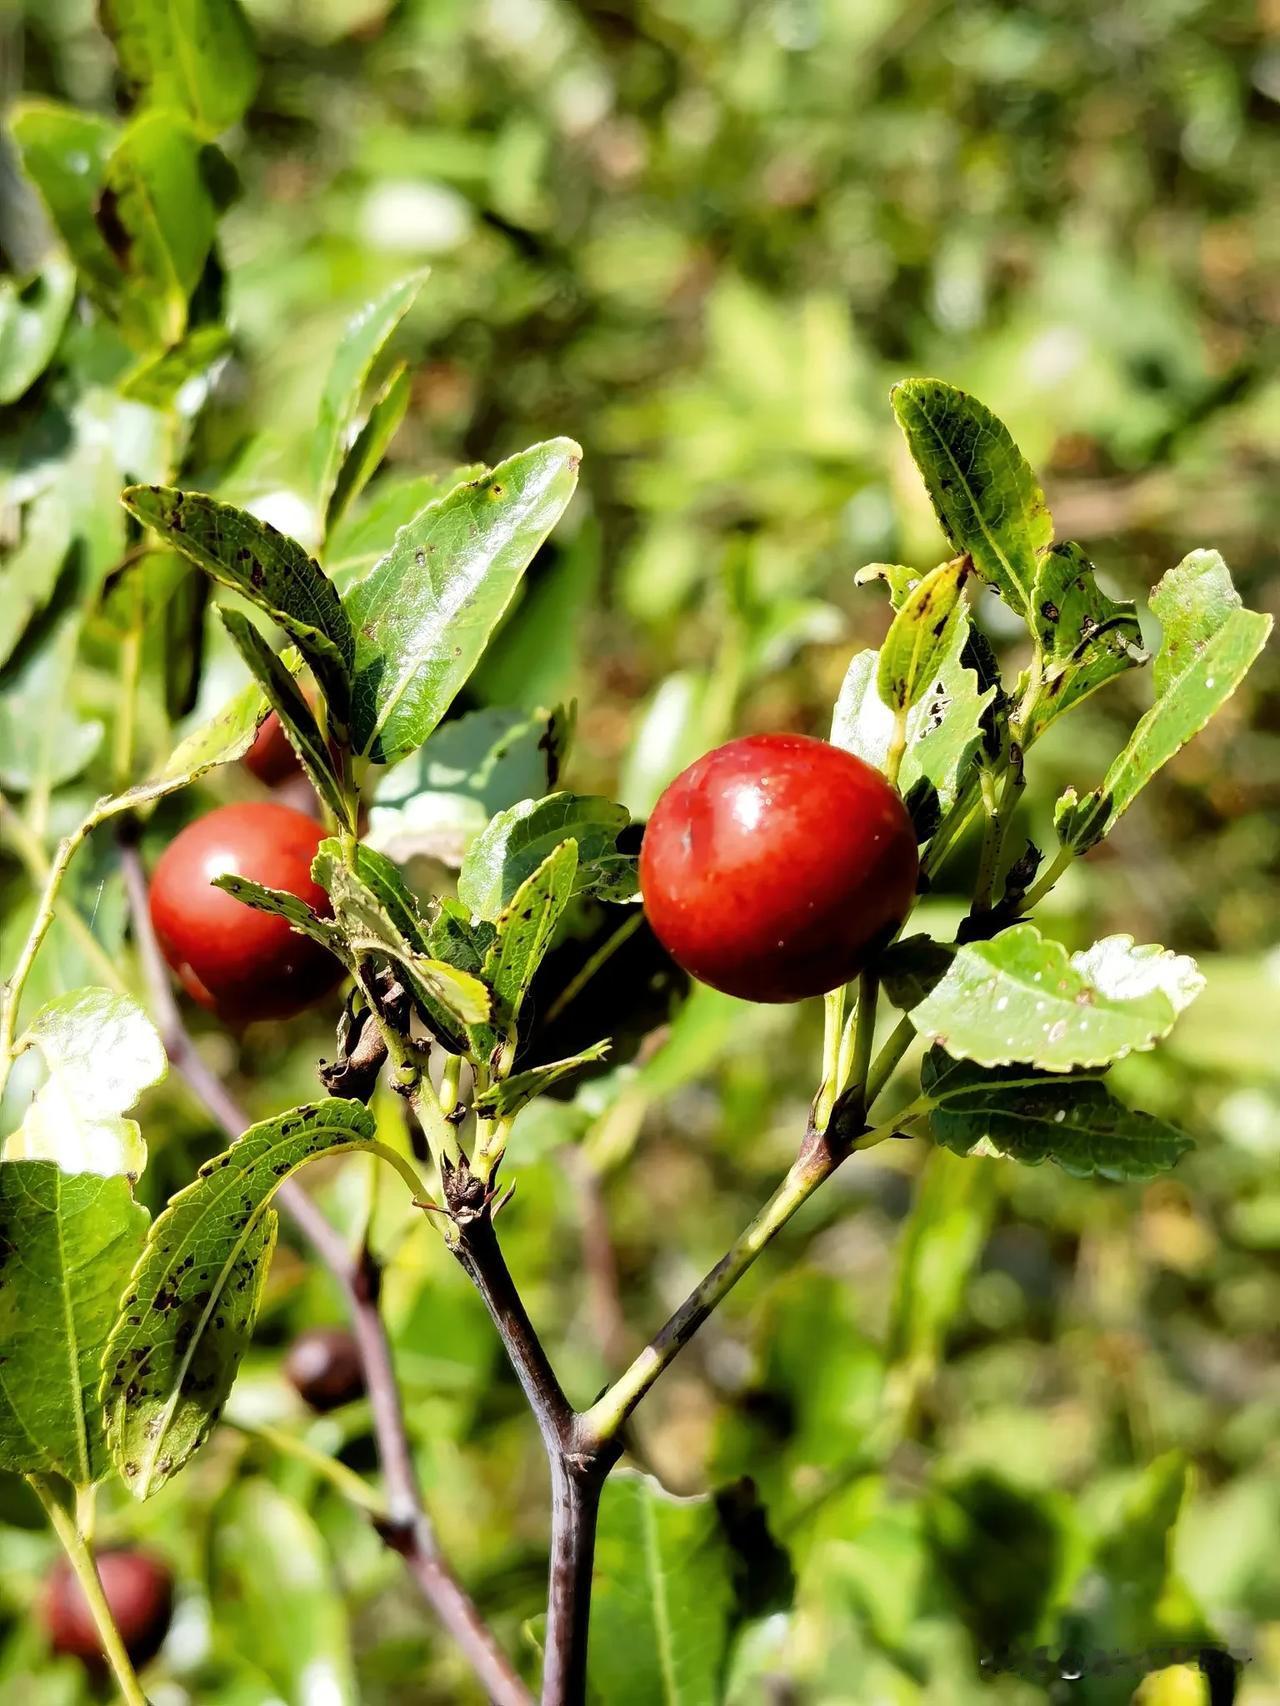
[
  {"xmin": 42, "ymin": 1548, "xmax": 173, "ymax": 1673},
  {"xmin": 640, "ymin": 733, "xmax": 918, "ymax": 1004},
  {"xmin": 149, "ymin": 801, "xmax": 343, "ymax": 1021}
]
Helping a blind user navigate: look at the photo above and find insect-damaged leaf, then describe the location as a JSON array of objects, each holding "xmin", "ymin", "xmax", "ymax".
[{"xmin": 101, "ymin": 1099, "xmax": 375, "ymax": 1499}]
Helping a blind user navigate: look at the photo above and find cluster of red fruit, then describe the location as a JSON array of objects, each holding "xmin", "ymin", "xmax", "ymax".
[{"xmin": 150, "ymin": 720, "xmax": 916, "ymax": 1025}]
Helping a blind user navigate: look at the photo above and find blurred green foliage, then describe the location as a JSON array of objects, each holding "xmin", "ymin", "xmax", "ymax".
[{"xmin": 1, "ymin": 0, "xmax": 1278, "ymax": 1701}]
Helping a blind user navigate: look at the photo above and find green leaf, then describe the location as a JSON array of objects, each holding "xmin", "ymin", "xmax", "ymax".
[
  {"xmin": 213, "ymin": 1480, "xmax": 358, "ymax": 1706},
  {"xmin": 888, "ymin": 1146, "xmax": 994, "ymax": 1370},
  {"xmin": 2, "ymin": 990, "xmax": 166, "ymax": 1179},
  {"xmin": 876, "ymin": 555, "xmax": 972, "ymax": 713},
  {"xmin": 99, "ymin": 0, "xmax": 258, "ymax": 136},
  {"xmin": 217, "ymin": 609, "xmax": 352, "ymax": 828},
  {"xmin": 367, "ymin": 705, "xmax": 568, "ymax": 865},
  {"xmin": 312, "ymin": 271, "xmax": 428, "ymax": 519},
  {"xmin": 1060, "ymin": 550, "xmax": 1272, "ymax": 853},
  {"xmin": 922, "ymin": 1049, "xmax": 1194, "ymax": 1181},
  {"xmin": 854, "ymin": 562, "xmax": 923, "ymax": 610},
  {"xmin": 117, "ymin": 322, "xmax": 231, "ymax": 408},
  {"xmin": 481, "ymin": 840, "xmax": 578, "ymax": 1036},
  {"xmin": 891, "ymin": 378, "xmax": 1051, "ymax": 616},
  {"xmin": 101, "ymin": 1098, "xmax": 375, "ymax": 1499},
  {"xmin": 324, "ymin": 362, "xmax": 411, "ymax": 537},
  {"xmin": 878, "ymin": 934, "xmax": 954, "ymax": 1011},
  {"xmin": 151, "ymin": 676, "xmax": 267, "ymax": 788},
  {"xmin": 0, "ymin": 485, "xmax": 72, "ymax": 671},
  {"xmin": 120, "ymin": 485, "xmax": 354, "ymax": 718},
  {"xmin": 210, "ymin": 872, "xmax": 345, "ymax": 957},
  {"xmin": 458, "ymin": 791, "xmax": 633, "ymax": 920},
  {"xmin": 0, "ymin": 258, "xmax": 74, "ymax": 404},
  {"xmin": 341, "ymin": 844, "xmax": 431, "ymax": 951},
  {"xmin": 97, "ymin": 112, "xmax": 218, "ymax": 348},
  {"xmin": 0, "ymin": 611, "xmax": 104, "ymax": 793},
  {"xmin": 9, "ymin": 102, "xmax": 121, "ymax": 307},
  {"xmin": 831, "ymin": 614, "xmax": 994, "ymax": 813},
  {"xmin": 310, "ymin": 846, "xmax": 490, "ymax": 1048},
  {"xmin": 910, "ymin": 925, "xmax": 1204, "ymax": 1072},
  {"xmin": 1027, "ymin": 542, "xmax": 1146, "ymax": 738},
  {"xmin": 346, "ymin": 440, "xmax": 581, "ymax": 763},
  {"xmin": 588, "ymin": 1470, "xmax": 737, "ymax": 1706},
  {"xmin": 0, "ymin": 1163, "xmax": 149, "ymax": 1486},
  {"xmin": 473, "ymin": 1041, "xmax": 610, "ymax": 1118},
  {"xmin": 322, "ymin": 466, "xmax": 487, "ymax": 591}
]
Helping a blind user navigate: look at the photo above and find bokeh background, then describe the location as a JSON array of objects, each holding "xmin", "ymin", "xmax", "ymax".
[{"xmin": 2, "ymin": 0, "xmax": 1279, "ymax": 1701}]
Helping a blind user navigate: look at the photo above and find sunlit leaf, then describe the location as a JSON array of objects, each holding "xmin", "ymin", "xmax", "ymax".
[
  {"xmin": 0, "ymin": 611, "xmax": 104, "ymax": 793},
  {"xmin": 892, "ymin": 378, "xmax": 1051, "ymax": 616},
  {"xmin": 324, "ymin": 362, "xmax": 411, "ymax": 537},
  {"xmin": 2, "ymin": 990, "xmax": 166, "ymax": 1179},
  {"xmin": 472, "ymin": 1040, "xmax": 611, "ymax": 1118},
  {"xmin": 589, "ymin": 1470, "xmax": 737, "ymax": 1706},
  {"xmin": 0, "ymin": 258, "xmax": 74, "ymax": 404},
  {"xmin": 322, "ymin": 466, "xmax": 487, "ymax": 591},
  {"xmin": 481, "ymin": 840, "xmax": 578, "ymax": 1032},
  {"xmin": 458, "ymin": 791, "xmax": 633, "ymax": 920},
  {"xmin": 102, "ymin": 1098, "xmax": 375, "ymax": 1498},
  {"xmin": 120, "ymin": 484, "xmax": 354, "ymax": 716},
  {"xmin": 0, "ymin": 1163, "xmax": 149, "ymax": 1486},
  {"xmin": 312, "ymin": 271, "xmax": 428, "ymax": 520},
  {"xmin": 346, "ymin": 440, "xmax": 581, "ymax": 762},
  {"xmin": 9, "ymin": 102, "xmax": 121, "ymax": 306},
  {"xmin": 910, "ymin": 925, "xmax": 1203, "ymax": 1072},
  {"xmin": 1058, "ymin": 550, "xmax": 1271, "ymax": 853},
  {"xmin": 1027, "ymin": 542, "xmax": 1146, "ymax": 738},
  {"xmin": 876, "ymin": 555, "xmax": 973, "ymax": 713},
  {"xmin": 99, "ymin": 0, "xmax": 258, "ymax": 136}
]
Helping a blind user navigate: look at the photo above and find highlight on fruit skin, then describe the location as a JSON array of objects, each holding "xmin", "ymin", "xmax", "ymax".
[
  {"xmin": 42, "ymin": 1548, "xmax": 174, "ymax": 1673},
  {"xmin": 639, "ymin": 733, "xmax": 919, "ymax": 1004},
  {"xmin": 148, "ymin": 800, "xmax": 344, "ymax": 1022}
]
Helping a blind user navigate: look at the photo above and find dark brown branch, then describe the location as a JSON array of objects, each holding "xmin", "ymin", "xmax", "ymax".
[{"xmin": 119, "ymin": 844, "xmax": 531, "ymax": 1706}]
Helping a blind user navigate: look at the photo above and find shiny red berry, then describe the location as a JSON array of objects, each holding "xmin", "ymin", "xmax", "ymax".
[
  {"xmin": 640, "ymin": 733, "xmax": 918, "ymax": 1004},
  {"xmin": 148, "ymin": 801, "xmax": 344, "ymax": 1021},
  {"xmin": 284, "ymin": 1327, "xmax": 365, "ymax": 1412},
  {"xmin": 242, "ymin": 711, "xmax": 302, "ymax": 786},
  {"xmin": 43, "ymin": 1548, "xmax": 173, "ymax": 1673}
]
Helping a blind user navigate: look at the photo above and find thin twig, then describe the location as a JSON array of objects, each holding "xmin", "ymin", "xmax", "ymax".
[{"xmin": 119, "ymin": 844, "xmax": 531, "ymax": 1706}]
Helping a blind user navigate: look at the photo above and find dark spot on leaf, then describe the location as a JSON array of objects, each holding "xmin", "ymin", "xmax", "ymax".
[
  {"xmin": 95, "ymin": 186, "xmax": 132, "ymax": 266},
  {"xmin": 1040, "ymin": 600, "xmax": 1060, "ymax": 623}
]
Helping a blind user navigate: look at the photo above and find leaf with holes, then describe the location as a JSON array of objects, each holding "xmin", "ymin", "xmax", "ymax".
[
  {"xmin": 831, "ymin": 613, "xmax": 994, "ymax": 814},
  {"xmin": 482, "ymin": 840, "xmax": 578, "ymax": 1035},
  {"xmin": 920, "ymin": 1050, "xmax": 1193, "ymax": 1182},
  {"xmin": 312, "ymin": 272, "xmax": 428, "ymax": 521},
  {"xmin": 346, "ymin": 440, "xmax": 581, "ymax": 763},
  {"xmin": 910, "ymin": 925, "xmax": 1203, "ymax": 1072},
  {"xmin": 101, "ymin": 1099, "xmax": 375, "ymax": 1499},
  {"xmin": 876, "ymin": 555, "xmax": 972, "ymax": 714},
  {"xmin": 1027, "ymin": 542, "xmax": 1146, "ymax": 738},
  {"xmin": 891, "ymin": 379, "xmax": 1051, "ymax": 617},
  {"xmin": 1058, "ymin": 550, "xmax": 1271, "ymax": 854},
  {"xmin": 121, "ymin": 486, "xmax": 353, "ymax": 718},
  {"xmin": 457, "ymin": 792, "xmax": 632, "ymax": 920},
  {"xmin": 473, "ymin": 1041, "xmax": 610, "ymax": 1119},
  {"xmin": 0, "ymin": 1163, "xmax": 149, "ymax": 1486},
  {"xmin": 2, "ymin": 990, "xmax": 166, "ymax": 1179}
]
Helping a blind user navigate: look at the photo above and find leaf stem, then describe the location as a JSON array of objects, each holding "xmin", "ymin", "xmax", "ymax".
[
  {"xmin": 578, "ymin": 1112, "xmax": 902, "ymax": 1448},
  {"xmin": 862, "ymin": 1013, "xmax": 919, "ymax": 1112},
  {"xmin": 1018, "ymin": 843, "xmax": 1075, "ymax": 913},
  {"xmin": 813, "ymin": 985, "xmax": 846, "ymax": 1131},
  {"xmin": 885, "ymin": 706, "xmax": 909, "ymax": 788},
  {"xmin": 227, "ymin": 1418, "xmax": 388, "ymax": 1517},
  {"xmin": 847, "ymin": 969, "xmax": 880, "ymax": 1117},
  {"xmin": 28, "ymin": 1474, "xmax": 148, "ymax": 1706}
]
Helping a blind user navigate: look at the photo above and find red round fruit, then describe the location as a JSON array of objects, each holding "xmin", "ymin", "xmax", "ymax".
[
  {"xmin": 148, "ymin": 801, "xmax": 344, "ymax": 1021},
  {"xmin": 42, "ymin": 1548, "xmax": 174, "ymax": 1672},
  {"xmin": 640, "ymin": 733, "xmax": 918, "ymax": 1004},
  {"xmin": 243, "ymin": 711, "xmax": 302, "ymax": 786},
  {"xmin": 284, "ymin": 1326, "xmax": 365, "ymax": 1412}
]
